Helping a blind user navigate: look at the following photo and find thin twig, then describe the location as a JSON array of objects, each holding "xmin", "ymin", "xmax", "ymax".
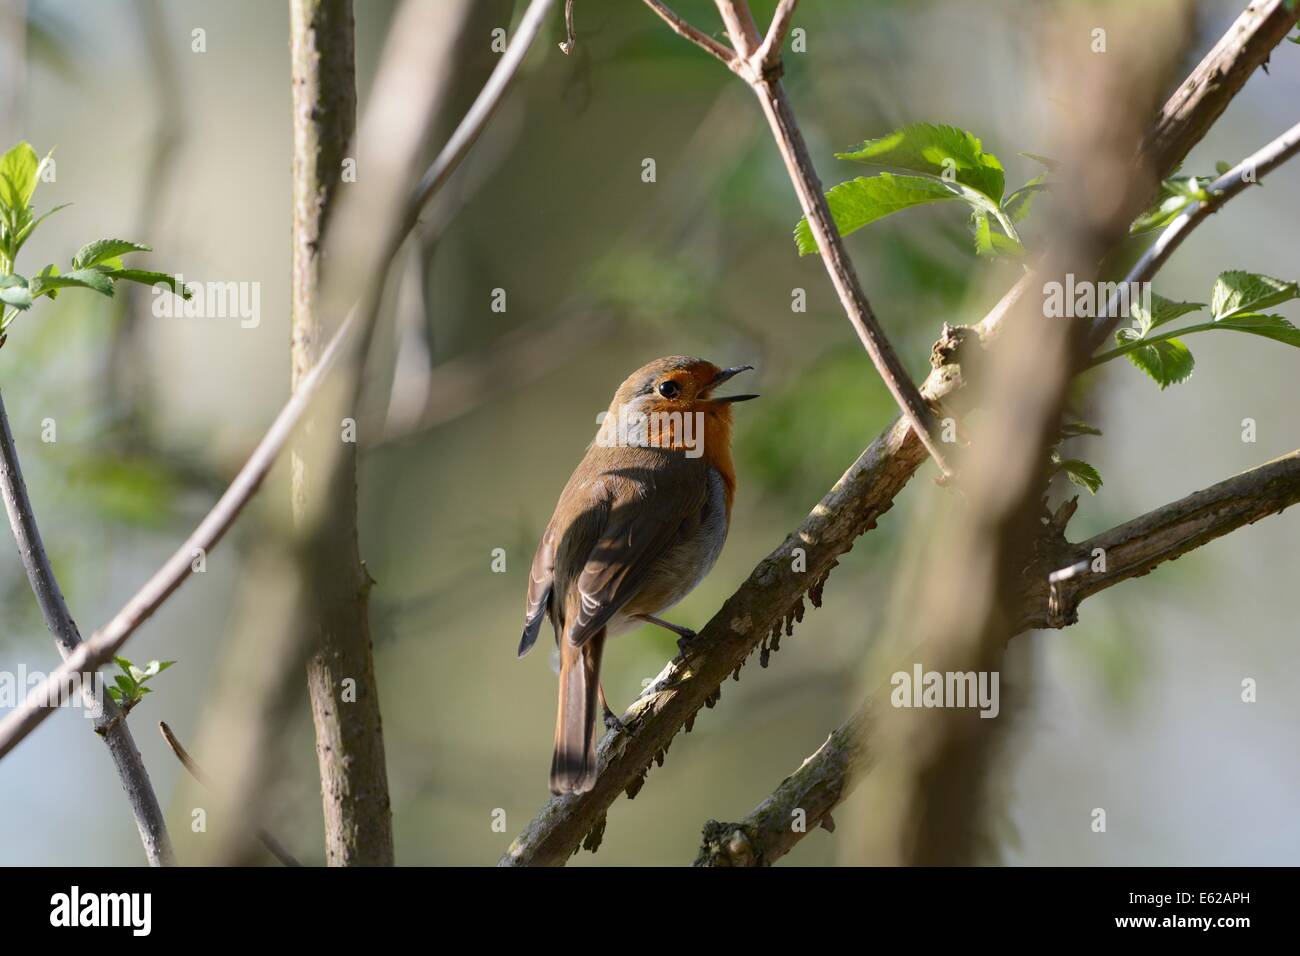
[
  {"xmin": 158, "ymin": 721, "xmax": 301, "ymax": 867},
  {"xmin": 0, "ymin": 391, "xmax": 173, "ymax": 865},
  {"xmin": 703, "ymin": 0, "xmax": 953, "ymax": 477},
  {"xmin": 753, "ymin": 0, "xmax": 798, "ymax": 70},
  {"xmin": 1087, "ymin": 118, "xmax": 1300, "ymax": 352},
  {"xmin": 641, "ymin": 0, "xmax": 737, "ymax": 69},
  {"xmin": 696, "ymin": 448, "xmax": 1300, "ymax": 865},
  {"xmin": 559, "ymin": 0, "xmax": 576, "ymax": 54},
  {"xmin": 0, "ymin": 0, "xmax": 560, "ymax": 764}
]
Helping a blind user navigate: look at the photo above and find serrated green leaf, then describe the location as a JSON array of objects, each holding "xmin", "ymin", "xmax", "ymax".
[
  {"xmin": 1210, "ymin": 271, "xmax": 1299, "ymax": 320},
  {"xmin": 0, "ymin": 142, "xmax": 39, "ymax": 211},
  {"xmin": 114, "ymin": 674, "xmax": 136, "ymax": 695},
  {"xmin": 794, "ymin": 173, "xmax": 957, "ymax": 255},
  {"xmin": 113, "ymin": 655, "xmax": 133, "ymax": 674},
  {"xmin": 1214, "ymin": 312, "xmax": 1300, "ymax": 348},
  {"xmin": 107, "ymin": 687, "xmax": 123, "ymax": 703},
  {"xmin": 97, "ymin": 267, "xmax": 192, "ymax": 299},
  {"xmin": 31, "ymin": 267, "xmax": 114, "ymax": 298},
  {"xmin": 1131, "ymin": 293, "xmax": 1204, "ymax": 334},
  {"xmin": 72, "ymin": 238, "xmax": 151, "ymax": 270},
  {"xmin": 1059, "ymin": 458, "xmax": 1103, "ymax": 495},
  {"xmin": 1117, "ymin": 327, "xmax": 1194, "ymax": 388},
  {"xmin": 836, "ymin": 123, "xmax": 1005, "ymax": 203}
]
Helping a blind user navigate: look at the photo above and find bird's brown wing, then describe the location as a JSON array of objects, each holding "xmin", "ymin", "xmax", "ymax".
[
  {"xmin": 563, "ymin": 458, "xmax": 708, "ymax": 647},
  {"xmin": 517, "ymin": 518, "xmax": 557, "ymax": 657}
]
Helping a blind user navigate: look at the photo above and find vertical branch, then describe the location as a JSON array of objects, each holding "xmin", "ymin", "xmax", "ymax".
[
  {"xmin": 290, "ymin": 0, "xmax": 394, "ymax": 866},
  {"xmin": 0, "ymin": 391, "xmax": 174, "ymax": 866}
]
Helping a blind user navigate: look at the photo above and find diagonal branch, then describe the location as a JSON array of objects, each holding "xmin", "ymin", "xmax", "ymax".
[
  {"xmin": 695, "ymin": 449, "xmax": 1300, "ymax": 866},
  {"xmin": 641, "ymin": 0, "xmax": 737, "ymax": 69},
  {"xmin": 0, "ymin": 391, "xmax": 173, "ymax": 865},
  {"xmin": 1087, "ymin": 117, "xmax": 1300, "ymax": 351},
  {"xmin": 498, "ymin": 0, "xmax": 1296, "ymax": 866},
  {"xmin": 1141, "ymin": 0, "xmax": 1299, "ymax": 180},
  {"xmin": 158, "ymin": 721, "xmax": 300, "ymax": 866},
  {"xmin": 707, "ymin": 0, "xmax": 953, "ymax": 476},
  {"xmin": 0, "ymin": 0, "xmax": 561, "ymax": 765}
]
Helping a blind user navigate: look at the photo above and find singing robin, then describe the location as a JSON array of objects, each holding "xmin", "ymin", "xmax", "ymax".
[{"xmin": 517, "ymin": 356, "xmax": 757, "ymax": 794}]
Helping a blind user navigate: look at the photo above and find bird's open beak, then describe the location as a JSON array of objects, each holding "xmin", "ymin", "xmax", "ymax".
[{"xmin": 707, "ymin": 364, "xmax": 758, "ymax": 403}]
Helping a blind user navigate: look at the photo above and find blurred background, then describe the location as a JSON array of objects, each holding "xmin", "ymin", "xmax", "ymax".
[{"xmin": 0, "ymin": 0, "xmax": 1297, "ymax": 865}]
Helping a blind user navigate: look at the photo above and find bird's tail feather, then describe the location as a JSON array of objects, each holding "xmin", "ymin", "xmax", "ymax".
[{"xmin": 550, "ymin": 630, "xmax": 604, "ymax": 794}]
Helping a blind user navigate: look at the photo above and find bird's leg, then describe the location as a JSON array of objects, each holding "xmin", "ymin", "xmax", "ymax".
[
  {"xmin": 638, "ymin": 613, "xmax": 699, "ymax": 663},
  {"xmin": 598, "ymin": 681, "xmax": 631, "ymax": 736}
]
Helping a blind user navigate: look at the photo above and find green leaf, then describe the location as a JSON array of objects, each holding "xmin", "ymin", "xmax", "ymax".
[
  {"xmin": 836, "ymin": 123, "xmax": 1006, "ymax": 203},
  {"xmin": 31, "ymin": 267, "xmax": 114, "ymax": 298},
  {"xmin": 1213, "ymin": 312, "xmax": 1300, "ymax": 348},
  {"xmin": 1058, "ymin": 458, "xmax": 1103, "ymax": 495},
  {"xmin": 1210, "ymin": 271, "xmax": 1300, "ymax": 320},
  {"xmin": 1060, "ymin": 421, "xmax": 1103, "ymax": 439},
  {"xmin": 0, "ymin": 142, "xmax": 40, "ymax": 211},
  {"xmin": 970, "ymin": 209, "xmax": 1024, "ymax": 258},
  {"xmin": 12, "ymin": 202, "xmax": 71, "ymax": 252},
  {"xmin": 1129, "ymin": 175, "xmax": 1214, "ymax": 234},
  {"xmin": 72, "ymin": 238, "xmax": 151, "ymax": 270},
  {"xmin": 127, "ymin": 664, "xmax": 148, "ymax": 683},
  {"xmin": 113, "ymin": 656, "xmax": 134, "ymax": 675},
  {"xmin": 142, "ymin": 659, "xmax": 176, "ymax": 679},
  {"xmin": 1131, "ymin": 293, "xmax": 1204, "ymax": 334},
  {"xmin": 114, "ymin": 674, "xmax": 136, "ymax": 696},
  {"xmin": 1004, "ymin": 177, "xmax": 1051, "ymax": 224},
  {"xmin": 1117, "ymin": 327, "xmax": 1195, "ymax": 388},
  {"xmin": 107, "ymin": 687, "xmax": 123, "ymax": 703},
  {"xmin": 1019, "ymin": 151, "xmax": 1061, "ymax": 172},
  {"xmin": 96, "ymin": 267, "xmax": 192, "ymax": 299},
  {"xmin": 794, "ymin": 173, "xmax": 957, "ymax": 255}
]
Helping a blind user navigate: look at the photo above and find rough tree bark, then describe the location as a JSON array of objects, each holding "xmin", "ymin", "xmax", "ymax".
[{"xmin": 290, "ymin": 0, "xmax": 393, "ymax": 866}]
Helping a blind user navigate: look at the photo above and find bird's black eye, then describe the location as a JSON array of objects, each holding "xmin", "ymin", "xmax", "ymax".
[{"xmin": 658, "ymin": 380, "xmax": 681, "ymax": 399}]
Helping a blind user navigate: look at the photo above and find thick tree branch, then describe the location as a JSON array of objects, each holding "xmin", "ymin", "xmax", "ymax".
[
  {"xmin": 696, "ymin": 449, "xmax": 1300, "ymax": 865},
  {"xmin": 0, "ymin": 391, "xmax": 173, "ymax": 866},
  {"xmin": 1141, "ymin": 0, "xmax": 1298, "ymax": 180},
  {"xmin": 500, "ymin": 0, "xmax": 1294, "ymax": 866},
  {"xmin": 0, "ymin": 0, "xmax": 560, "ymax": 764},
  {"xmin": 290, "ymin": 0, "xmax": 394, "ymax": 868}
]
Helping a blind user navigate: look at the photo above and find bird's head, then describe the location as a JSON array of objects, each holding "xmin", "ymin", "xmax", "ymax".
[{"xmin": 600, "ymin": 355, "xmax": 757, "ymax": 460}]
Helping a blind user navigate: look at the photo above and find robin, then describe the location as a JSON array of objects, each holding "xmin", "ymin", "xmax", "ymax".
[{"xmin": 517, "ymin": 356, "xmax": 757, "ymax": 794}]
